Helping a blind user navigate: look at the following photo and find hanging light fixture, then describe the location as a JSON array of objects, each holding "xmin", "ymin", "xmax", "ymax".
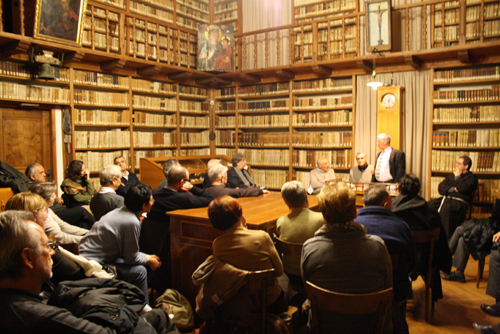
[{"xmin": 367, "ymin": 52, "xmax": 383, "ymax": 90}]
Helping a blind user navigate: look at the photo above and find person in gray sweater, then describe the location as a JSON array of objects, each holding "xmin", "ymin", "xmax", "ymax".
[{"xmin": 90, "ymin": 165, "xmax": 124, "ymax": 221}]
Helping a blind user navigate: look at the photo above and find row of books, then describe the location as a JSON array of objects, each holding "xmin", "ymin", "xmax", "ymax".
[
  {"xmin": 238, "ymin": 149, "xmax": 290, "ymax": 166},
  {"xmin": 215, "ymin": 130, "xmax": 236, "ymax": 146},
  {"xmin": 131, "ymin": 78, "xmax": 177, "ymax": 94},
  {"xmin": 484, "ymin": 2, "xmax": 500, "ymax": 19},
  {"xmin": 0, "ymin": 60, "xmax": 69, "ymax": 81},
  {"xmin": 294, "ymin": 0, "xmax": 356, "ymax": 18},
  {"xmin": 216, "ymin": 87, "xmax": 236, "ymax": 98},
  {"xmin": 179, "ymin": 148, "xmax": 211, "ymax": 156},
  {"xmin": 430, "ymin": 177, "xmax": 500, "ymax": 203},
  {"xmin": 214, "ymin": 1, "xmax": 237, "ymax": 13},
  {"xmin": 133, "ymin": 96, "xmax": 177, "ymax": 110},
  {"xmin": 179, "ymin": 85, "xmax": 208, "ymax": 97},
  {"xmin": 294, "ymin": 45, "xmax": 313, "ymax": 59},
  {"xmin": 177, "ymin": 4, "xmax": 209, "ymax": 20},
  {"xmin": 74, "ymin": 90, "xmax": 129, "ymax": 106},
  {"xmin": 134, "ymin": 112, "xmax": 176, "ymax": 127},
  {"xmin": 180, "ymin": 130, "xmax": 209, "ymax": 146},
  {"xmin": 434, "ymin": 0, "xmax": 459, "ymax": 10},
  {"xmin": 75, "ymin": 130, "xmax": 131, "ymax": 149},
  {"xmin": 75, "ymin": 109, "xmax": 130, "ymax": 125},
  {"xmin": 238, "ymin": 100, "xmax": 289, "ymax": 112},
  {"xmin": 292, "ymin": 77, "xmax": 352, "ymax": 92},
  {"xmin": 216, "ymin": 101, "xmax": 236, "ymax": 112},
  {"xmin": 180, "ymin": 116, "xmax": 209, "ymax": 128},
  {"xmin": 76, "ymin": 150, "xmax": 129, "ymax": 173},
  {"xmin": 292, "ymin": 149, "xmax": 353, "ymax": 168},
  {"xmin": 83, "ymin": 31, "xmax": 119, "ymax": 52},
  {"xmin": 129, "ymin": 1, "xmax": 174, "ymax": 23},
  {"xmin": 178, "ymin": 0, "xmax": 209, "ymax": 12},
  {"xmin": 179, "ymin": 100, "xmax": 210, "ymax": 112},
  {"xmin": 292, "ymin": 96, "xmax": 353, "ymax": 108},
  {"xmin": 74, "ymin": 70, "xmax": 129, "ymax": 88},
  {"xmin": 0, "ymin": 82, "xmax": 70, "ymax": 103},
  {"xmin": 432, "ymin": 129, "xmax": 500, "ymax": 147},
  {"xmin": 238, "ymin": 115, "xmax": 289, "ymax": 128},
  {"xmin": 134, "ymin": 131, "xmax": 177, "ymax": 147},
  {"xmin": 214, "ymin": 10, "xmax": 237, "ymax": 21},
  {"xmin": 433, "ymin": 86, "xmax": 500, "ymax": 102},
  {"xmin": 215, "ymin": 116, "xmax": 235, "ymax": 128},
  {"xmin": 134, "ymin": 149, "xmax": 175, "ymax": 168},
  {"xmin": 293, "ymin": 110, "xmax": 353, "ymax": 126},
  {"xmin": 434, "ymin": 65, "xmax": 500, "ymax": 82},
  {"xmin": 434, "ymin": 8, "xmax": 460, "ymax": 25},
  {"xmin": 484, "ymin": 21, "xmax": 500, "ymax": 37},
  {"xmin": 317, "ymin": 17, "xmax": 356, "ymax": 30},
  {"xmin": 93, "ymin": 0, "xmax": 125, "ymax": 9},
  {"xmin": 251, "ymin": 169, "xmax": 289, "ymax": 189},
  {"xmin": 292, "ymin": 132, "xmax": 353, "ymax": 147},
  {"xmin": 431, "ymin": 150, "xmax": 500, "ymax": 172},
  {"xmin": 215, "ymin": 147, "xmax": 237, "ymax": 158},
  {"xmin": 239, "ymin": 132, "xmax": 289, "ymax": 146},
  {"xmin": 319, "ymin": 40, "xmax": 357, "ymax": 55},
  {"xmin": 433, "ymin": 106, "xmax": 500, "ymax": 122},
  {"xmin": 238, "ymin": 83, "xmax": 290, "ymax": 96},
  {"xmin": 318, "ymin": 26, "xmax": 356, "ymax": 42}
]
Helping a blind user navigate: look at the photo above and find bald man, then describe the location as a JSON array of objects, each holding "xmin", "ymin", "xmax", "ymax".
[{"xmin": 310, "ymin": 158, "xmax": 336, "ymax": 195}]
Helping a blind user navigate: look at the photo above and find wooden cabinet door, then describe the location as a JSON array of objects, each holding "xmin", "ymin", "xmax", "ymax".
[{"xmin": 0, "ymin": 108, "xmax": 54, "ymax": 178}]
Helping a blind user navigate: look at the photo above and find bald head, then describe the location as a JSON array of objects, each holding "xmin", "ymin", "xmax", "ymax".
[{"xmin": 317, "ymin": 158, "xmax": 330, "ymax": 172}]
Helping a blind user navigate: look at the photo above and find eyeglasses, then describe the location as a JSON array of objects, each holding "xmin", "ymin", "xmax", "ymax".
[
  {"xmin": 35, "ymin": 208, "xmax": 49, "ymax": 215},
  {"xmin": 42, "ymin": 240, "xmax": 58, "ymax": 251}
]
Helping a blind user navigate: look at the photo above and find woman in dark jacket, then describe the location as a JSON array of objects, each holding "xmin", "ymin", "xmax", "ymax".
[
  {"xmin": 392, "ymin": 174, "xmax": 452, "ymax": 301},
  {"xmin": 60, "ymin": 160, "xmax": 95, "ymax": 207}
]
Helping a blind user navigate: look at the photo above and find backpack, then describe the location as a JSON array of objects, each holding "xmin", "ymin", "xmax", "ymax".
[{"xmin": 155, "ymin": 289, "xmax": 195, "ymax": 332}]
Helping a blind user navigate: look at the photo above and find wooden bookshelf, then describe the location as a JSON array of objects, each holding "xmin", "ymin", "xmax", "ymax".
[{"xmin": 430, "ymin": 65, "xmax": 500, "ymax": 209}]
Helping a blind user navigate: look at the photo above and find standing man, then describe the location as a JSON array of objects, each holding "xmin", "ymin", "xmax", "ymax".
[
  {"xmin": 90, "ymin": 165, "xmax": 125, "ymax": 220},
  {"xmin": 349, "ymin": 151, "xmax": 374, "ymax": 182},
  {"xmin": 114, "ymin": 155, "xmax": 141, "ymax": 197},
  {"xmin": 310, "ymin": 157, "xmax": 336, "ymax": 195},
  {"xmin": 372, "ymin": 133, "xmax": 406, "ymax": 183},
  {"xmin": 433, "ymin": 155, "xmax": 478, "ymax": 240}
]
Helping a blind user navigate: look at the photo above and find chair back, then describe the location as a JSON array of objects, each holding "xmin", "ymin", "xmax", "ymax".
[
  {"xmin": 274, "ymin": 235, "xmax": 303, "ymax": 259},
  {"xmin": 411, "ymin": 227, "xmax": 440, "ymax": 322},
  {"xmin": 305, "ymin": 281, "xmax": 393, "ymax": 334},
  {"xmin": 246, "ymin": 269, "xmax": 276, "ymax": 334}
]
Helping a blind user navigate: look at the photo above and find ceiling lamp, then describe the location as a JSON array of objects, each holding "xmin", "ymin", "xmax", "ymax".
[{"xmin": 367, "ymin": 52, "xmax": 384, "ymax": 90}]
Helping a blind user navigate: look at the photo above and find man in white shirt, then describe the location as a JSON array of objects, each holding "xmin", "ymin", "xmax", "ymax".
[
  {"xmin": 371, "ymin": 133, "xmax": 406, "ymax": 183},
  {"xmin": 310, "ymin": 157, "xmax": 336, "ymax": 195}
]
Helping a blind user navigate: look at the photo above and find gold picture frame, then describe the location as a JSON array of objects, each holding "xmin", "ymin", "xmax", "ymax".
[
  {"xmin": 34, "ymin": 0, "xmax": 88, "ymax": 46},
  {"xmin": 366, "ymin": 0, "xmax": 392, "ymax": 53}
]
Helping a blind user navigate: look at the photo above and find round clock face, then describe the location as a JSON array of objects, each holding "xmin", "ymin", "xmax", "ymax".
[{"xmin": 382, "ymin": 93, "xmax": 396, "ymax": 109}]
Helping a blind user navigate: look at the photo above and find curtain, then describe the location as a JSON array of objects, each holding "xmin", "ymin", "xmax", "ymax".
[
  {"xmin": 241, "ymin": 0, "xmax": 291, "ymax": 69},
  {"xmin": 355, "ymin": 70, "xmax": 431, "ymax": 198}
]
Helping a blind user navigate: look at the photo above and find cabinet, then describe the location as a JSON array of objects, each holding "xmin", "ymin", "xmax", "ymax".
[
  {"xmin": 431, "ymin": 65, "xmax": 500, "ymax": 213},
  {"xmin": 82, "ymin": 4, "xmax": 121, "ymax": 54},
  {"xmin": 432, "ymin": 1, "xmax": 460, "ymax": 47},
  {"xmin": 72, "ymin": 69, "xmax": 131, "ymax": 173}
]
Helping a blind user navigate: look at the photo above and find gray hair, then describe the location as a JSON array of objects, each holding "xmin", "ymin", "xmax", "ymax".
[
  {"xmin": 355, "ymin": 151, "xmax": 367, "ymax": 158},
  {"xmin": 163, "ymin": 158, "xmax": 180, "ymax": 178},
  {"xmin": 0, "ymin": 211, "xmax": 41, "ymax": 280},
  {"xmin": 207, "ymin": 159, "xmax": 221, "ymax": 170},
  {"xmin": 281, "ymin": 181, "xmax": 307, "ymax": 209},
  {"xmin": 209, "ymin": 164, "xmax": 228, "ymax": 182},
  {"xmin": 25, "ymin": 162, "xmax": 42, "ymax": 179},
  {"xmin": 363, "ymin": 185, "xmax": 390, "ymax": 207},
  {"xmin": 28, "ymin": 182, "xmax": 57, "ymax": 201},
  {"xmin": 232, "ymin": 153, "xmax": 246, "ymax": 167},
  {"xmin": 100, "ymin": 165, "xmax": 122, "ymax": 186},
  {"xmin": 377, "ymin": 133, "xmax": 391, "ymax": 144}
]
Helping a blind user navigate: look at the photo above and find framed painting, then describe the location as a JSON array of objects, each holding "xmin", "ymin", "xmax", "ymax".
[
  {"xmin": 197, "ymin": 24, "xmax": 234, "ymax": 72},
  {"xmin": 34, "ymin": 0, "xmax": 88, "ymax": 46},
  {"xmin": 366, "ymin": 0, "xmax": 392, "ymax": 53}
]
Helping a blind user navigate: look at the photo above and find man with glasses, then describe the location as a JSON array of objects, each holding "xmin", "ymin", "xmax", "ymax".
[{"xmin": 433, "ymin": 155, "xmax": 478, "ymax": 244}]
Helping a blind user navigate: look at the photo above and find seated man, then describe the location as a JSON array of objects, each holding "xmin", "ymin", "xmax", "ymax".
[
  {"xmin": 310, "ymin": 157, "xmax": 335, "ymax": 195},
  {"xmin": 202, "ymin": 158, "xmax": 222, "ymax": 189},
  {"xmin": 0, "ymin": 211, "xmax": 175, "ymax": 334},
  {"xmin": 227, "ymin": 153, "xmax": 256, "ymax": 189},
  {"xmin": 146, "ymin": 166, "xmax": 215, "ymax": 292},
  {"xmin": 79, "ymin": 184, "xmax": 161, "ymax": 304},
  {"xmin": 25, "ymin": 162, "xmax": 47, "ymax": 183},
  {"xmin": 90, "ymin": 165, "xmax": 124, "ymax": 220},
  {"xmin": 158, "ymin": 158, "xmax": 179, "ymax": 189},
  {"xmin": 276, "ymin": 181, "xmax": 324, "ymax": 277},
  {"xmin": 206, "ymin": 164, "xmax": 266, "ymax": 198},
  {"xmin": 392, "ymin": 174, "xmax": 452, "ymax": 299},
  {"xmin": 301, "ymin": 182, "xmax": 392, "ymax": 333},
  {"xmin": 355, "ymin": 185, "xmax": 416, "ymax": 333},
  {"xmin": 114, "ymin": 155, "xmax": 141, "ymax": 197},
  {"xmin": 349, "ymin": 151, "xmax": 374, "ymax": 182}
]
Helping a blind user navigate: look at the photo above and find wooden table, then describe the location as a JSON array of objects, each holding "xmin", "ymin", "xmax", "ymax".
[{"xmin": 167, "ymin": 193, "xmax": 318, "ymax": 304}]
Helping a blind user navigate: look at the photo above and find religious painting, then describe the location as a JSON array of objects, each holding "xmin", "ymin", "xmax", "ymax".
[
  {"xmin": 366, "ymin": 0, "xmax": 392, "ymax": 53},
  {"xmin": 198, "ymin": 24, "xmax": 234, "ymax": 72},
  {"xmin": 34, "ymin": 0, "xmax": 87, "ymax": 46}
]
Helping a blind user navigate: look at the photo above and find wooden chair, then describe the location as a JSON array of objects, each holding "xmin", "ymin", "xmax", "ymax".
[
  {"xmin": 246, "ymin": 269, "xmax": 276, "ymax": 334},
  {"xmin": 411, "ymin": 227, "xmax": 440, "ymax": 323},
  {"xmin": 305, "ymin": 281, "xmax": 393, "ymax": 334}
]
